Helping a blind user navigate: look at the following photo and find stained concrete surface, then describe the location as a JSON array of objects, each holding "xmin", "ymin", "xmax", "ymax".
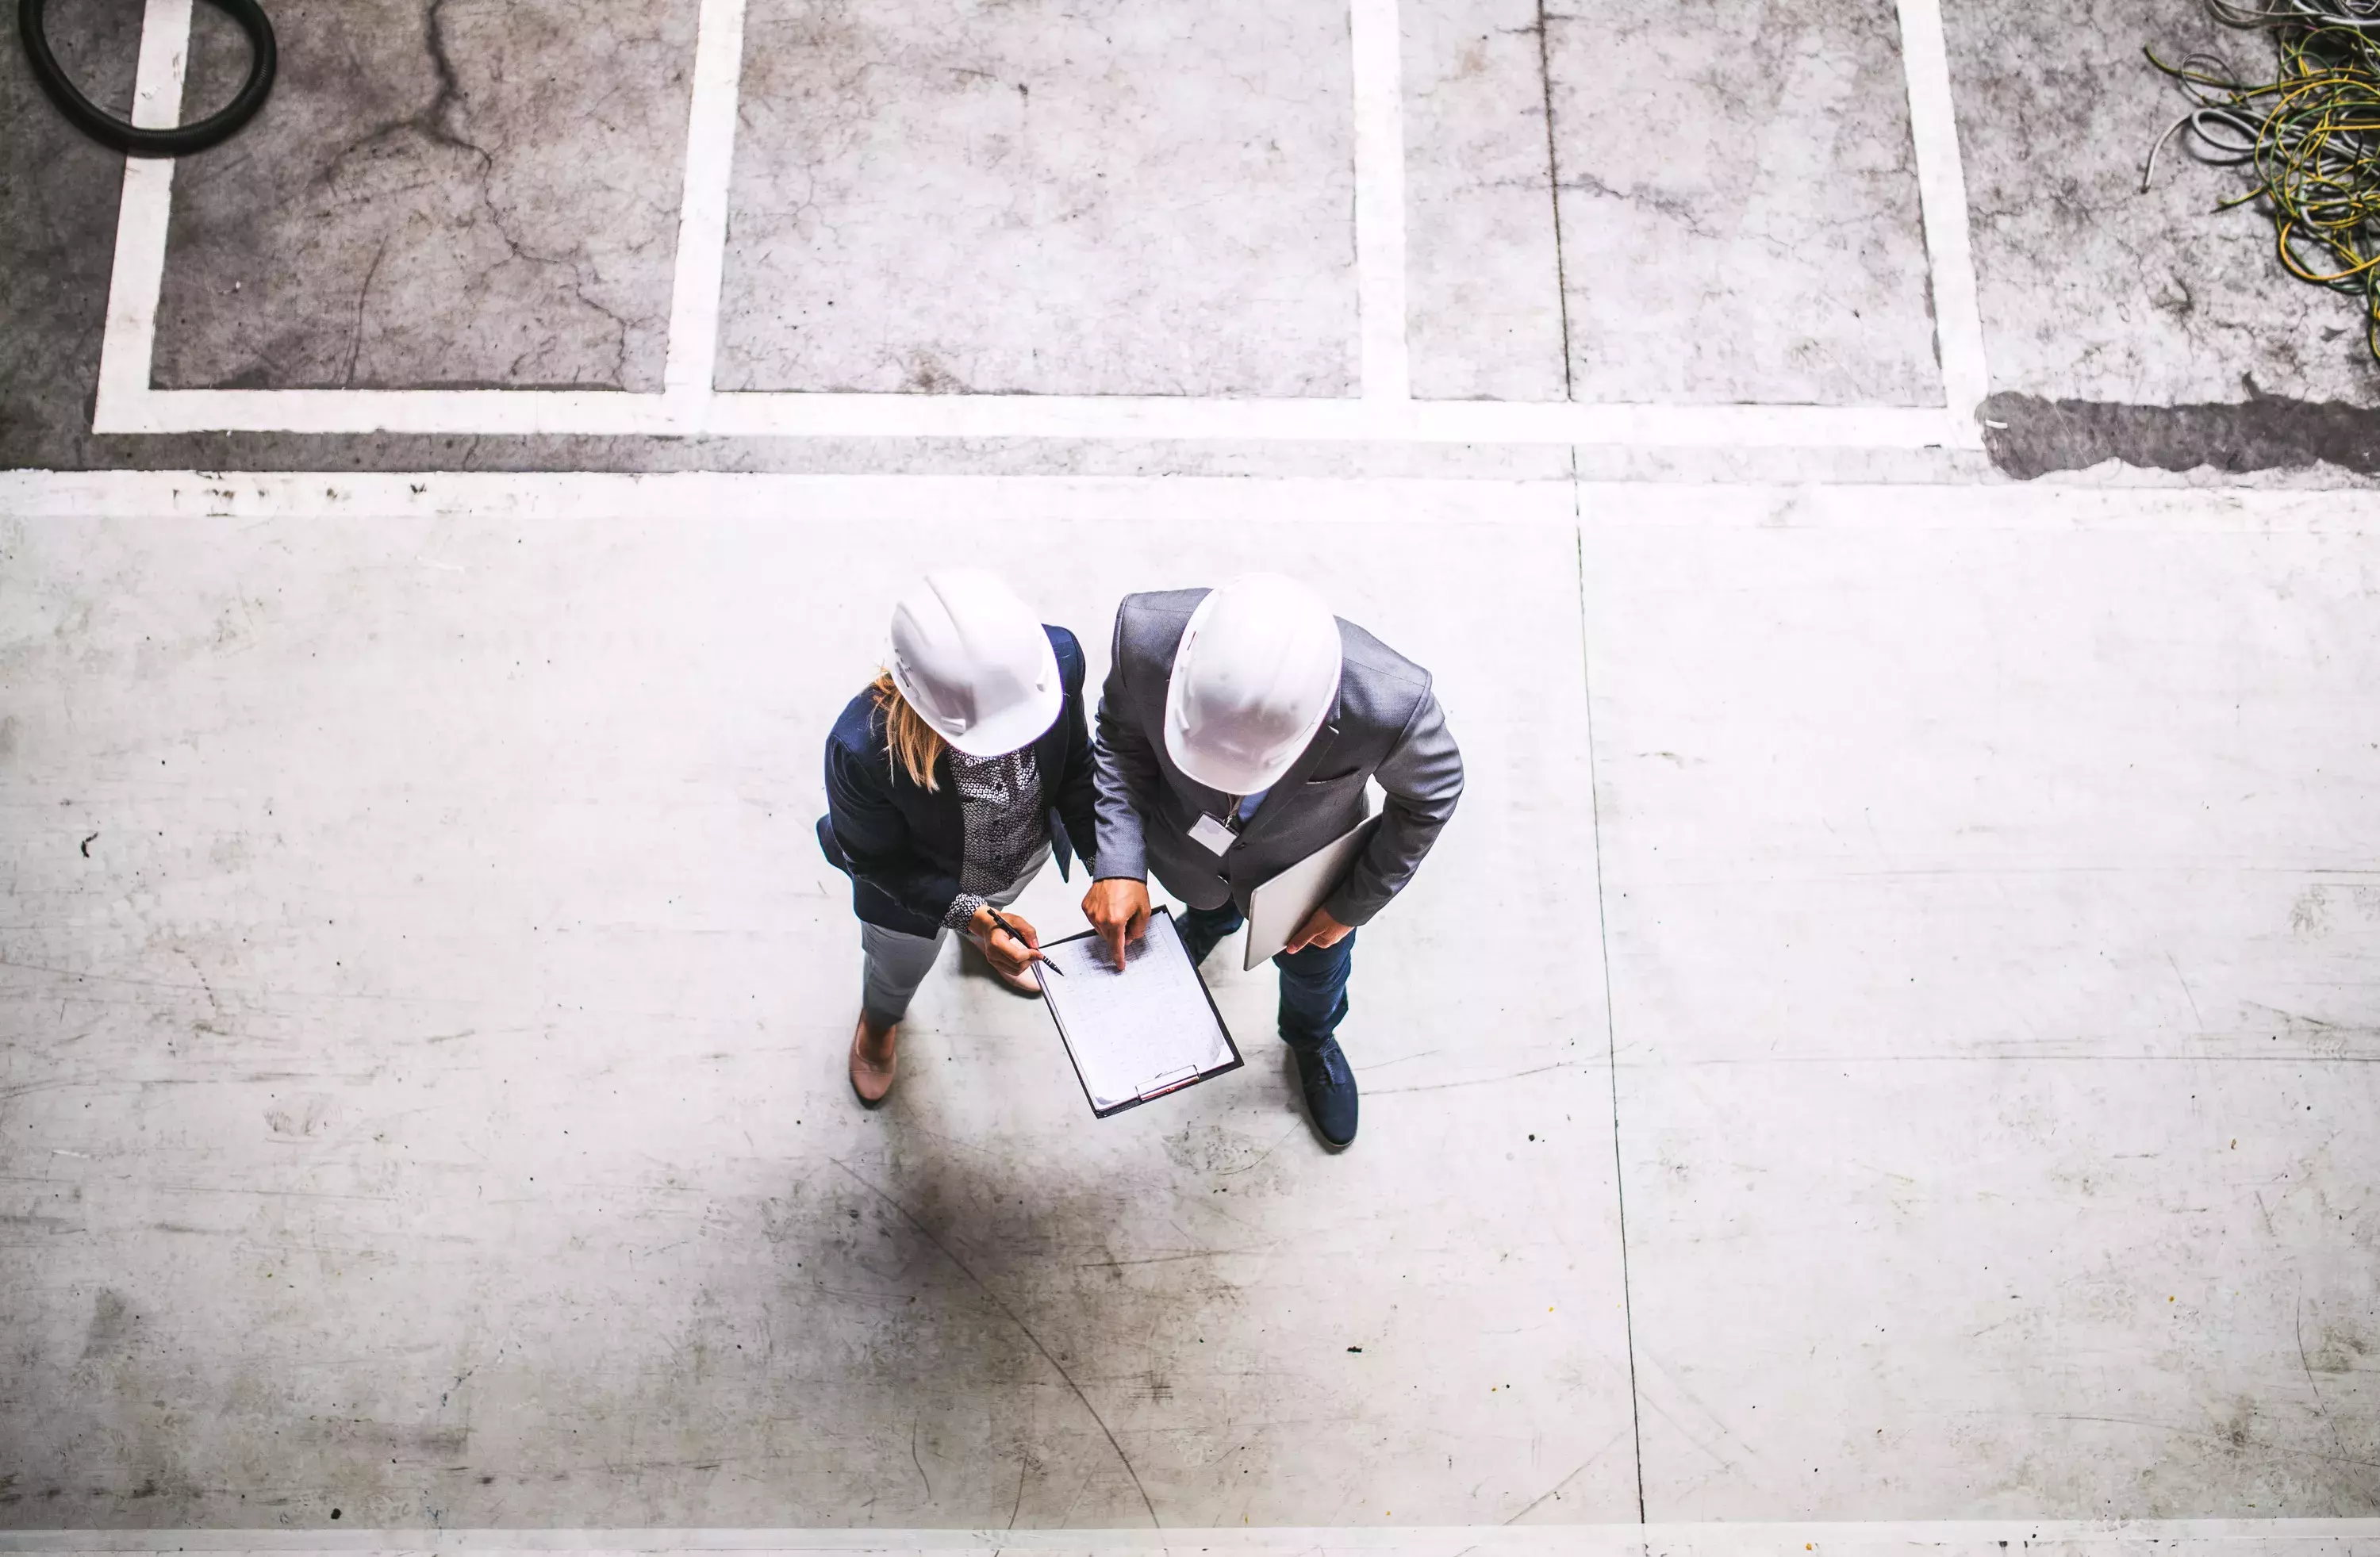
[
  {"xmin": 19, "ymin": 0, "xmax": 2380, "ymax": 470},
  {"xmin": 1544, "ymin": 0, "xmax": 1942, "ymax": 407},
  {"xmin": 0, "ymin": 0, "xmax": 140, "ymax": 464},
  {"xmin": 152, "ymin": 0, "xmax": 700, "ymax": 391},
  {"xmin": 1401, "ymin": 0, "xmax": 1945, "ymax": 408},
  {"xmin": 1944, "ymin": 0, "xmax": 2380, "ymax": 411},
  {"xmin": 716, "ymin": 0, "xmax": 1359, "ymax": 397},
  {"xmin": 0, "ymin": 479, "xmax": 1636, "ymax": 1527},
  {"xmin": 1983, "ymin": 391, "xmax": 2380, "ymax": 480},
  {"xmin": 0, "ymin": 1538, "xmax": 2367, "ymax": 1557},
  {"xmin": 1399, "ymin": 0, "xmax": 1569, "ymax": 402}
]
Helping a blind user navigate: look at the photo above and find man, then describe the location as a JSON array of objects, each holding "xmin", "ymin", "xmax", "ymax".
[{"xmin": 1081, "ymin": 574, "xmax": 1463, "ymax": 1149}]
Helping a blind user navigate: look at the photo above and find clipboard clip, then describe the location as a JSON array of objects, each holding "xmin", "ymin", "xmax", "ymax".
[{"xmin": 1138, "ymin": 1065, "xmax": 1203, "ymax": 1102}]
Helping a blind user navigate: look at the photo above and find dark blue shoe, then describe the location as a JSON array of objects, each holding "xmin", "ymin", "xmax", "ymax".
[{"xmin": 1292, "ymin": 1037, "xmax": 1358, "ymax": 1149}]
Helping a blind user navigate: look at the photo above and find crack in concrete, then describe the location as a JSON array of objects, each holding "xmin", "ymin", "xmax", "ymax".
[
  {"xmin": 1533, "ymin": 2, "xmax": 1575, "ymax": 401},
  {"xmin": 1555, "ymin": 171, "xmax": 1719, "ymax": 243},
  {"xmin": 343, "ymin": 237, "xmax": 391, "ymax": 388},
  {"xmin": 828, "ymin": 1157, "xmax": 1161, "ymax": 1528},
  {"xmin": 308, "ymin": 0, "xmax": 641, "ymax": 388}
]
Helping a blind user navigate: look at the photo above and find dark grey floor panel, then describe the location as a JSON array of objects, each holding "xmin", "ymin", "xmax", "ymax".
[
  {"xmin": 1, "ymin": 0, "xmax": 143, "ymax": 456},
  {"xmin": 13, "ymin": 0, "xmax": 2380, "ymax": 475},
  {"xmin": 1401, "ymin": 0, "xmax": 1570, "ymax": 402},
  {"xmin": 150, "ymin": 0, "xmax": 700, "ymax": 392},
  {"xmin": 1946, "ymin": 0, "xmax": 2380, "ymax": 408},
  {"xmin": 715, "ymin": 0, "xmax": 1359, "ymax": 397},
  {"xmin": 1545, "ymin": 0, "xmax": 1943, "ymax": 406}
]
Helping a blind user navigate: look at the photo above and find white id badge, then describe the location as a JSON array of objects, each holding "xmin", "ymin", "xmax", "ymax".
[{"xmin": 1188, "ymin": 813, "xmax": 1238, "ymax": 855}]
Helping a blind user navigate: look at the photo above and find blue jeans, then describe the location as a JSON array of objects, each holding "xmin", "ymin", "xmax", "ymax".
[{"xmin": 1177, "ymin": 902, "xmax": 1354, "ymax": 1053}]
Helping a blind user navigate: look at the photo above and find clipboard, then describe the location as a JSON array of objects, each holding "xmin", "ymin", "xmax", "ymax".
[
  {"xmin": 1033, "ymin": 907, "xmax": 1244, "ymax": 1118},
  {"xmin": 1242, "ymin": 813, "xmax": 1381, "ymax": 970}
]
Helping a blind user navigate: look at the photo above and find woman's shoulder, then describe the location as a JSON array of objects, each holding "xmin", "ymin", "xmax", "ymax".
[
  {"xmin": 826, "ymin": 685, "xmax": 889, "ymax": 761},
  {"xmin": 1042, "ymin": 623, "xmax": 1085, "ymax": 688}
]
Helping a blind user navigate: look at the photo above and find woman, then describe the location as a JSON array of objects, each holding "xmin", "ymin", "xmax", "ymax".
[{"xmin": 818, "ymin": 569, "xmax": 1100, "ymax": 1106}]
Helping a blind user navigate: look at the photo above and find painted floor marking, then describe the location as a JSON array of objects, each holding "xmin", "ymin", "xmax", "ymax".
[
  {"xmin": 10, "ymin": 472, "xmax": 2380, "ymax": 534},
  {"xmin": 1894, "ymin": 0, "xmax": 1993, "ymax": 432},
  {"xmin": 658, "ymin": 0, "xmax": 749, "ymax": 419},
  {"xmin": 88, "ymin": 0, "xmax": 1987, "ymax": 450},
  {"xmin": 89, "ymin": 0, "xmax": 189, "ymax": 430},
  {"xmin": 1351, "ymin": 0, "xmax": 1412, "ymax": 405}
]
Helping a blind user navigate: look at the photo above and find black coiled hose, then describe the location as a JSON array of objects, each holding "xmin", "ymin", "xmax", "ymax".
[{"xmin": 18, "ymin": 0, "xmax": 274, "ymax": 156}]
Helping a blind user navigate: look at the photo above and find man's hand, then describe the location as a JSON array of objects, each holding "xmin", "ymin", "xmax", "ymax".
[
  {"xmin": 969, "ymin": 906, "xmax": 1042, "ymax": 978},
  {"xmin": 1284, "ymin": 903, "xmax": 1354, "ymax": 955},
  {"xmin": 1081, "ymin": 877, "xmax": 1152, "ymax": 968}
]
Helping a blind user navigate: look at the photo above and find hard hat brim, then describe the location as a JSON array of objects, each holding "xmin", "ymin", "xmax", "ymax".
[
  {"xmin": 1163, "ymin": 715, "xmax": 1316, "ymax": 796},
  {"xmin": 929, "ymin": 627, "xmax": 1064, "ymax": 759}
]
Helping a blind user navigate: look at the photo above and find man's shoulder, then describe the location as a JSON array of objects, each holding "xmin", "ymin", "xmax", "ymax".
[
  {"xmin": 1334, "ymin": 619, "xmax": 1434, "ymax": 732},
  {"xmin": 1336, "ymin": 618, "xmax": 1431, "ymax": 692},
  {"xmin": 1119, "ymin": 588, "xmax": 1207, "ymax": 625},
  {"xmin": 1114, "ymin": 589, "xmax": 1206, "ymax": 667}
]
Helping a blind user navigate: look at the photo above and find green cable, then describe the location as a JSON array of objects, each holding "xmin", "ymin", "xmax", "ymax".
[{"xmin": 2147, "ymin": 0, "xmax": 2380, "ymax": 359}]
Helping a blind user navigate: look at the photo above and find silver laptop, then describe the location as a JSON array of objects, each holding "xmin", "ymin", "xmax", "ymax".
[{"xmin": 1242, "ymin": 814, "xmax": 1381, "ymax": 970}]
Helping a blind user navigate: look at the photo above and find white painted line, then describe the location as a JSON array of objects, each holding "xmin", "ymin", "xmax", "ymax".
[
  {"xmin": 1349, "ymin": 0, "xmax": 1412, "ymax": 403},
  {"xmin": 8, "ymin": 472, "xmax": 2378, "ymax": 534},
  {"xmin": 111, "ymin": 386, "xmax": 1965, "ymax": 447},
  {"xmin": 113, "ymin": 388, "xmax": 684, "ymax": 436},
  {"xmin": 0, "ymin": 470, "xmax": 1584, "ymax": 529},
  {"xmin": 5, "ymin": 1522, "xmax": 2380, "ymax": 1552},
  {"xmin": 701, "ymin": 393, "xmax": 1956, "ymax": 447},
  {"xmin": 90, "ymin": 0, "xmax": 193, "ymax": 435},
  {"xmin": 79, "ymin": 0, "xmax": 1973, "ymax": 454},
  {"xmin": 659, "ymin": 0, "xmax": 749, "ymax": 420},
  {"xmin": 1894, "ymin": 0, "xmax": 1991, "ymax": 446}
]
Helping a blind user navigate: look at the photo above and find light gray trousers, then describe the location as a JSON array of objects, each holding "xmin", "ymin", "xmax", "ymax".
[{"xmin": 860, "ymin": 843, "xmax": 1051, "ymax": 1027}]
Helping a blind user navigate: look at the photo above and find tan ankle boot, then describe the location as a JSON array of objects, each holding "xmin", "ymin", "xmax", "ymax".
[{"xmin": 849, "ymin": 1016, "xmax": 897, "ymax": 1107}]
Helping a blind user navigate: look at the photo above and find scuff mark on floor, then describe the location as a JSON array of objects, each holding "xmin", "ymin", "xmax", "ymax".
[{"xmin": 1983, "ymin": 390, "xmax": 2380, "ymax": 478}]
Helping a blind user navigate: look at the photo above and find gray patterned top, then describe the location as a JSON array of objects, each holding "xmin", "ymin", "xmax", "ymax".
[{"xmin": 942, "ymin": 745, "xmax": 1046, "ymax": 930}]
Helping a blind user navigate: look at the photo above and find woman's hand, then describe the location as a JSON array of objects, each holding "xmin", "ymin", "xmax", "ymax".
[{"xmin": 969, "ymin": 906, "xmax": 1043, "ymax": 977}]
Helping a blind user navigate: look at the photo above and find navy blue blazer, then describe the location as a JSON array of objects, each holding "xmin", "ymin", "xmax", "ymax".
[{"xmin": 818, "ymin": 624, "xmax": 1099, "ymax": 938}]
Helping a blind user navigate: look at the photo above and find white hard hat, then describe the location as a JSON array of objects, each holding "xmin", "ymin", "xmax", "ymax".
[
  {"xmin": 1163, "ymin": 574, "xmax": 1343, "ymax": 795},
  {"xmin": 888, "ymin": 569, "xmax": 1062, "ymax": 758}
]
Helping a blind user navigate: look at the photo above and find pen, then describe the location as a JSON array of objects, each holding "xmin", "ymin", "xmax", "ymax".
[{"xmin": 985, "ymin": 908, "xmax": 1062, "ymax": 975}]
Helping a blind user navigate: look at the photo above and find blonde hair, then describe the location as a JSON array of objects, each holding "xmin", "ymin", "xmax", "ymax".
[{"xmin": 870, "ymin": 672, "xmax": 946, "ymax": 792}]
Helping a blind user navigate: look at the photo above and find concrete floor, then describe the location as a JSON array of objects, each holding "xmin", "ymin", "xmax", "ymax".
[
  {"xmin": 719, "ymin": 0, "xmax": 1359, "ymax": 397},
  {"xmin": 3, "ymin": 474, "xmax": 2374, "ymax": 1536},
  {"xmin": 159, "ymin": 0, "xmax": 700, "ymax": 392},
  {"xmin": 2, "ymin": 0, "xmax": 2379, "ymax": 1541},
  {"xmin": 14, "ymin": 0, "xmax": 2380, "ymax": 472}
]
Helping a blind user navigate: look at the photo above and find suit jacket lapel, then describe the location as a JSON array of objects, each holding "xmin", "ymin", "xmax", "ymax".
[
  {"xmin": 1157, "ymin": 733, "xmax": 1232, "ymax": 822},
  {"xmin": 1032, "ymin": 711, "xmax": 1066, "ymax": 792},
  {"xmin": 1031, "ymin": 715, "xmax": 1075, "ymax": 872},
  {"xmin": 1236, "ymin": 695, "xmax": 1343, "ymax": 845}
]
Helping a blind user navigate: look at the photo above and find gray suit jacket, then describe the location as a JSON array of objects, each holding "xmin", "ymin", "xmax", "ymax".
[{"xmin": 1091, "ymin": 589, "xmax": 1463, "ymax": 925}]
